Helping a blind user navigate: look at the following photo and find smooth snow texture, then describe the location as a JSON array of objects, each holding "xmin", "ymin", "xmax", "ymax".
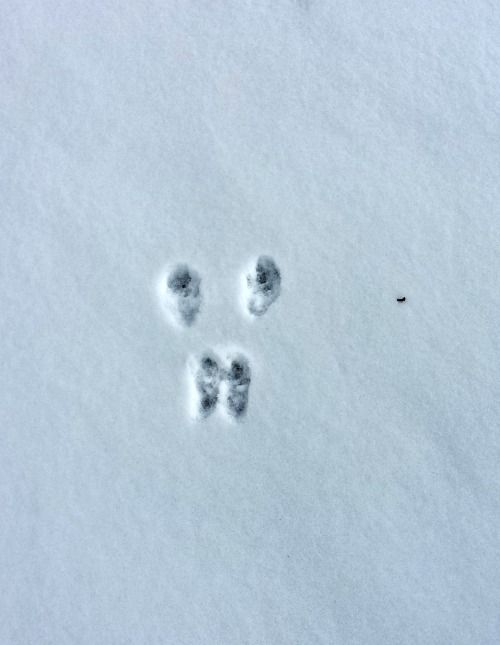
[{"xmin": 1, "ymin": 1, "xmax": 500, "ymax": 644}]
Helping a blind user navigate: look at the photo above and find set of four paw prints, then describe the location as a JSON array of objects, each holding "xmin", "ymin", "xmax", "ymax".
[{"xmin": 157, "ymin": 256, "xmax": 281, "ymax": 421}]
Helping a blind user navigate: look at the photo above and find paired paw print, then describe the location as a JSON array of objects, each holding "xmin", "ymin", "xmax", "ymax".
[
  {"xmin": 157, "ymin": 256, "xmax": 281, "ymax": 420},
  {"xmin": 188, "ymin": 351, "xmax": 252, "ymax": 421}
]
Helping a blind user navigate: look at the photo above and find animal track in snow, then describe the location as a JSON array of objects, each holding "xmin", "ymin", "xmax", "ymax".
[
  {"xmin": 159, "ymin": 263, "xmax": 202, "ymax": 328},
  {"xmin": 188, "ymin": 350, "xmax": 251, "ymax": 421},
  {"xmin": 157, "ymin": 255, "xmax": 279, "ymax": 420},
  {"xmin": 188, "ymin": 352, "xmax": 221, "ymax": 419},
  {"xmin": 221, "ymin": 353, "xmax": 251, "ymax": 420},
  {"xmin": 244, "ymin": 255, "xmax": 281, "ymax": 317}
]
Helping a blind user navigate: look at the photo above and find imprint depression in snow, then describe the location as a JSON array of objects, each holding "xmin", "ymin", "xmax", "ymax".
[
  {"xmin": 160, "ymin": 263, "xmax": 202, "ymax": 327},
  {"xmin": 245, "ymin": 256, "xmax": 281, "ymax": 316}
]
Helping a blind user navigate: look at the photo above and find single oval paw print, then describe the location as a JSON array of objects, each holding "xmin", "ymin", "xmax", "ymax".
[
  {"xmin": 221, "ymin": 353, "xmax": 251, "ymax": 420},
  {"xmin": 245, "ymin": 255, "xmax": 281, "ymax": 316},
  {"xmin": 158, "ymin": 263, "xmax": 202, "ymax": 328},
  {"xmin": 188, "ymin": 352, "xmax": 221, "ymax": 419},
  {"xmin": 157, "ymin": 256, "xmax": 280, "ymax": 421}
]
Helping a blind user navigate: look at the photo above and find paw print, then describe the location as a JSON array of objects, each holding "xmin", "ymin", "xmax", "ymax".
[
  {"xmin": 157, "ymin": 256, "xmax": 281, "ymax": 421},
  {"xmin": 160, "ymin": 263, "xmax": 202, "ymax": 328},
  {"xmin": 245, "ymin": 255, "xmax": 281, "ymax": 316}
]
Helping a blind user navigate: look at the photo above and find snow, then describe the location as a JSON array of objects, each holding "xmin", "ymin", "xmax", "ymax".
[{"xmin": 1, "ymin": 1, "xmax": 500, "ymax": 643}]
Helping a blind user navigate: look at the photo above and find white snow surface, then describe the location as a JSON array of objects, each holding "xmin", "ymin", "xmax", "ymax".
[{"xmin": 1, "ymin": 1, "xmax": 500, "ymax": 643}]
